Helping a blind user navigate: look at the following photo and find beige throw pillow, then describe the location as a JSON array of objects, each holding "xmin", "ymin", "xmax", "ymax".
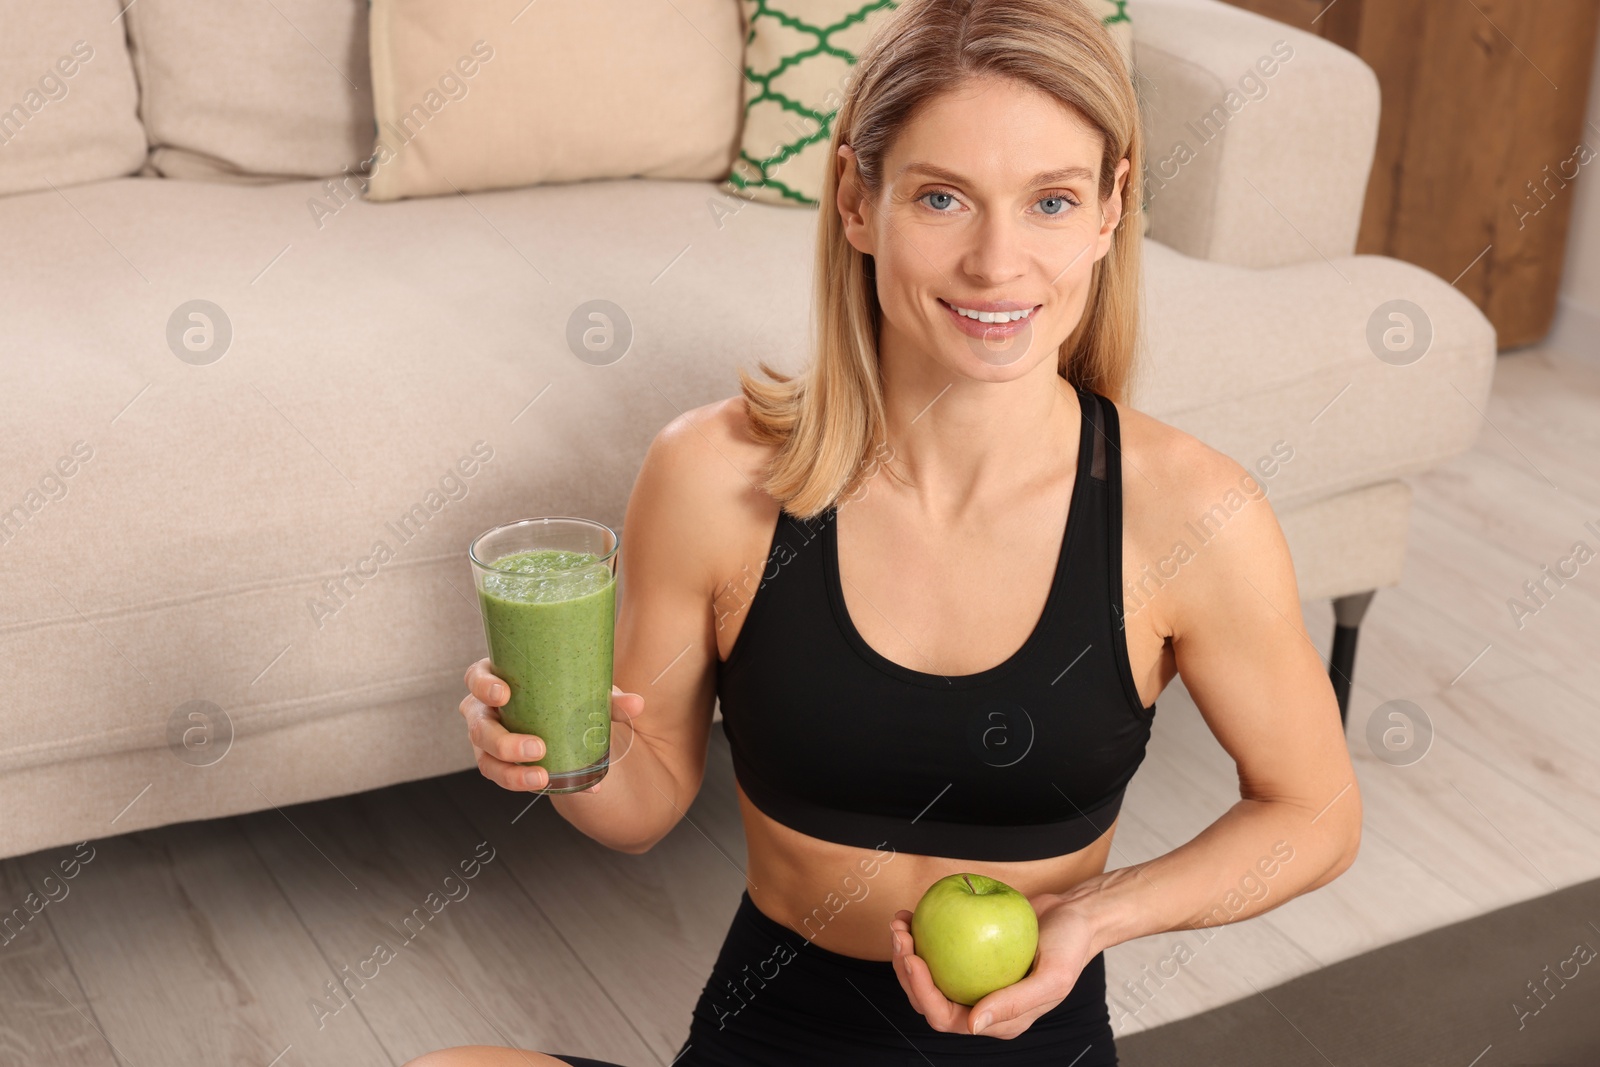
[
  {"xmin": 0, "ymin": 0, "xmax": 145, "ymax": 197},
  {"xmin": 125, "ymin": 0, "xmax": 373, "ymax": 182},
  {"xmin": 365, "ymin": 0, "xmax": 744, "ymax": 203}
]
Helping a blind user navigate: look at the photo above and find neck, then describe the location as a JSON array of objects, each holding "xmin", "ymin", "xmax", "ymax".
[{"xmin": 875, "ymin": 346, "xmax": 1080, "ymax": 517}]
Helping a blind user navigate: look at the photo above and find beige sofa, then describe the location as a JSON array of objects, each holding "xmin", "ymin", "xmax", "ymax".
[{"xmin": 0, "ymin": 0, "xmax": 1496, "ymax": 860}]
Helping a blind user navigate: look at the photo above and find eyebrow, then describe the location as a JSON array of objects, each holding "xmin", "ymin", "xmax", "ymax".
[{"xmin": 896, "ymin": 162, "xmax": 1097, "ymax": 187}]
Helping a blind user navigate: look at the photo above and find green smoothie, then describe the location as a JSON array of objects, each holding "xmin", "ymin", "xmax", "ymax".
[{"xmin": 476, "ymin": 548, "xmax": 615, "ymax": 787}]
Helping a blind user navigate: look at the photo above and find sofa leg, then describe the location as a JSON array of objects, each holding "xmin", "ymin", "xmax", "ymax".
[{"xmin": 1329, "ymin": 591, "xmax": 1376, "ymax": 728}]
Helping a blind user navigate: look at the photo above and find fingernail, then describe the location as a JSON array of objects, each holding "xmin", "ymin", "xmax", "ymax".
[
  {"xmin": 491, "ymin": 684, "xmax": 507, "ymax": 702},
  {"xmin": 522, "ymin": 738, "xmax": 544, "ymax": 760},
  {"xmin": 973, "ymin": 1012, "xmax": 992, "ymax": 1034},
  {"xmin": 523, "ymin": 768, "xmax": 544, "ymax": 789}
]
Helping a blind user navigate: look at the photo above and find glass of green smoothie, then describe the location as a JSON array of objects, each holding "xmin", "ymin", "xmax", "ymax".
[{"xmin": 468, "ymin": 517, "xmax": 618, "ymax": 794}]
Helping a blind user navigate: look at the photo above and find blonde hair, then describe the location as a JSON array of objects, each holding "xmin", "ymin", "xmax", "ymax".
[{"xmin": 736, "ymin": 0, "xmax": 1144, "ymax": 520}]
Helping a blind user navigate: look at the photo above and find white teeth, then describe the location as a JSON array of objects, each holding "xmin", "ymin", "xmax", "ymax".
[{"xmin": 946, "ymin": 301, "xmax": 1035, "ymax": 323}]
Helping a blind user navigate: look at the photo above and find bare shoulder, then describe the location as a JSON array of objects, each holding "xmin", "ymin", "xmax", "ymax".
[
  {"xmin": 652, "ymin": 394, "xmax": 778, "ymax": 499},
  {"xmin": 635, "ymin": 395, "xmax": 781, "ymax": 591},
  {"xmin": 1112, "ymin": 402, "xmax": 1255, "ymax": 511},
  {"xmin": 1109, "ymin": 400, "xmax": 1300, "ymax": 631}
]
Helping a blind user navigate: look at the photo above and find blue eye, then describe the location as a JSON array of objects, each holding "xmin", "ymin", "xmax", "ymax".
[{"xmin": 918, "ymin": 190, "xmax": 1081, "ymax": 215}]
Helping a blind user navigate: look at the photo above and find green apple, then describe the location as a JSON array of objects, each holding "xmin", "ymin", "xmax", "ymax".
[{"xmin": 910, "ymin": 873, "xmax": 1039, "ymax": 1006}]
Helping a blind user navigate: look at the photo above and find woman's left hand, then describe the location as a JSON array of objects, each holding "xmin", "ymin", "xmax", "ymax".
[{"xmin": 889, "ymin": 892, "xmax": 1100, "ymax": 1040}]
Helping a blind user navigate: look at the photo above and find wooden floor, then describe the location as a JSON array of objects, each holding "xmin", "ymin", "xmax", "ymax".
[{"xmin": 5, "ymin": 345, "xmax": 1597, "ymax": 1066}]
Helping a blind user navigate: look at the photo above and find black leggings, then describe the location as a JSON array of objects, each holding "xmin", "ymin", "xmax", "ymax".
[{"xmin": 554, "ymin": 889, "xmax": 1117, "ymax": 1066}]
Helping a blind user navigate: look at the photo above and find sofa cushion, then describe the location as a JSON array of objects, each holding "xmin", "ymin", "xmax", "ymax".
[
  {"xmin": 0, "ymin": 0, "xmax": 145, "ymax": 197},
  {"xmin": 0, "ymin": 175, "xmax": 817, "ymax": 796},
  {"xmin": 125, "ymin": 0, "xmax": 373, "ymax": 181},
  {"xmin": 365, "ymin": 0, "xmax": 744, "ymax": 202}
]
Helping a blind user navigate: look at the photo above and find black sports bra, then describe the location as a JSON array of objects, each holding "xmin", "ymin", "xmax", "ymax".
[{"xmin": 715, "ymin": 386, "xmax": 1156, "ymax": 862}]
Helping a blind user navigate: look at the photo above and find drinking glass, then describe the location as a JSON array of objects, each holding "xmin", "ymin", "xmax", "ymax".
[{"xmin": 468, "ymin": 517, "xmax": 618, "ymax": 793}]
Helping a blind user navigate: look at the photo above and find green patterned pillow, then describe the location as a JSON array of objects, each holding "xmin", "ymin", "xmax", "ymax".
[{"xmin": 725, "ymin": 0, "xmax": 1134, "ymax": 209}]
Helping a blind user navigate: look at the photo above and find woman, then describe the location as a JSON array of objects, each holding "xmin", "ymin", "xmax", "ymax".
[{"xmin": 412, "ymin": 0, "xmax": 1361, "ymax": 1063}]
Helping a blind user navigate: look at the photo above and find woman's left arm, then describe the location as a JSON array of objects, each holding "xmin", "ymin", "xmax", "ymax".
[
  {"xmin": 1088, "ymin": 437, "xmax": 1363, "ymax": 921},
  {"xmin": 1067, "ymin": 441, "xmax": 1365, "ymax": 942},
  {"xmin": 894, "ymin": 443, "xmax": 1364, "ymax": 1039}
]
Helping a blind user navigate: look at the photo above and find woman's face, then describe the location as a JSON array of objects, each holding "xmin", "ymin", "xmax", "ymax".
[{"xmin": 838, "ymin": 74, "xmax": 1129, "ymax": 378}]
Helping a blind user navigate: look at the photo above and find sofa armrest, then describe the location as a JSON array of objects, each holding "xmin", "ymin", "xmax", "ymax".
[{"xmin": 1132, "ymin": 0, "xmax": 1380, "ymax": 268}]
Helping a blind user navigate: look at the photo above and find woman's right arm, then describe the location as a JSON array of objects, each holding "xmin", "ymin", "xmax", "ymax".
[{"xmin": 457, "ymin": 407, "xmax": 734, "ymax": 853}]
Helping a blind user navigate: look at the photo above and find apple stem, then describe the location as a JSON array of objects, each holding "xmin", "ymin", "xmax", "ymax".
[{"xmin": 963, "ymin": 874, "xmax": 975, "ymax": 894}]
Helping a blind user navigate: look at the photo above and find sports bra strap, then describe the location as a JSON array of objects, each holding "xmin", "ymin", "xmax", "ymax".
[{"xmin": 1086, "ymin": 387, "xmax": 1107, "ymax": 482}]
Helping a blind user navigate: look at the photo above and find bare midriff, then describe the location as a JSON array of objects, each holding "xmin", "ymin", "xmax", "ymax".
[{"xmin": 737, "ymin": 782, "xmax": 1117, "ymax": 961}]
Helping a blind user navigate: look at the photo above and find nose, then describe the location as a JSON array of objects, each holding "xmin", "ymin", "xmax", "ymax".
[{"xmin": 959, "ymin": 210, "xmax": 1029, "ymax": 286}]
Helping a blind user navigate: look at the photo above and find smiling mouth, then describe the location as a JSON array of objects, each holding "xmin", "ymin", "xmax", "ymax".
[{"xmin": 937, "ymin": 298, "xmax": 1042, "ymax": 324}]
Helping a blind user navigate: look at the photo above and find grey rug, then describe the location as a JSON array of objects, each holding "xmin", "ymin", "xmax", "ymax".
[{"xmin": 1117, "ymin": 877, "xmax": 1600, "ymax": 1067}]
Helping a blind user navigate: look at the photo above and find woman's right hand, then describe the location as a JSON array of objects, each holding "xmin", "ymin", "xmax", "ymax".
[
  {"xmin": 460, "ymin": 659, "xmax": 561, "ymax": 791},
  {"xmin": 460, "ymin": 658, "xmax": 643, "ymax": 794}
]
